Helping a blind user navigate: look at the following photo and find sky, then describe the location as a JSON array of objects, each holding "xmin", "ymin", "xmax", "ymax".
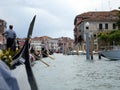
[{"xmin": 0, "ymin": 0, "xmax": 120, "ymax": 39}]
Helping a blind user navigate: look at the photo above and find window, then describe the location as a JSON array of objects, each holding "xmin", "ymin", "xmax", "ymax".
[
  {"xmin": 79, "ymin": 29, "xmax": 81, "ymax": 32},
  {"xmin": 113, "ymin": 23, "xmax": 116, "ymax": 29},
  {"xmin": 99, "ymin": 24, "xmax": 102, "ymax": 30},
  {"xmin": 93, "ymin": 34, "xmax": 96, "ymax": 38},
  {"xmin": 94, "ymin": 44, "xmax": 97, "ymax": 50},
  {"xmin": 105, "ymin": 23, "xmax": 108, "ymax": 29}
]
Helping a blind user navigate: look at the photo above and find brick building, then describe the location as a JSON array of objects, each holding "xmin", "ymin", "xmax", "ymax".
[
  {"xmin": 0, "ymin": 19, "xmax": 7, "ymax": 48},
  {"xmin": 74, "ymin": 9, "xmax": 119, "ymax": 52}
]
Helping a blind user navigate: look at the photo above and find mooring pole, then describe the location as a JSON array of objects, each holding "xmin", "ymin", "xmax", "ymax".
[{"xmin": 85, "ymin": 22, "xmax": 90, "ymax": 60}]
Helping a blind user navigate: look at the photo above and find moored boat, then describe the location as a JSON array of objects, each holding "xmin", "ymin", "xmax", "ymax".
[{"xmin": 100, "ymin": 46, "xmax": 120, "ymax": 60}]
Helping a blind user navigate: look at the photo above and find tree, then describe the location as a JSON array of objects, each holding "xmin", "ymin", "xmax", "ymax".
[
  {"xmin": 97, "ymin": 30, "xmax": 120, "ymax": 45},
  {"xmin": 97, "ymin": 32, "xmax": 109, "ymax": 43}
]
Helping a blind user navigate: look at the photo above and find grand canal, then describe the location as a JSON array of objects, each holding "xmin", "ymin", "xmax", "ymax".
[{"xmin": 12, "ymin": 53, "xmax": 120, "ymax": 90}]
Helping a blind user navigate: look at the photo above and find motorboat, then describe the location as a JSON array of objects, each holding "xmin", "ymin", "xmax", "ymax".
[{"xmin": 100, "ymin": 46, "xmax": 120, "ymax": 60}]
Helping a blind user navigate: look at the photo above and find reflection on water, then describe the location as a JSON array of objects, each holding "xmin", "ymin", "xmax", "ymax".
[{"xmin": 32, "ymin": 54, "xmax": 120, "ymax": 90}]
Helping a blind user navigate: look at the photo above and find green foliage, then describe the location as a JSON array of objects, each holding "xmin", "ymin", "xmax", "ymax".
[
  {"xmin": 97, "ymin": 32, "xmax": 109, "ymax": 42},
  {"xmin": 109, "ymin": 30, "xmax": 120, "ymax": 44},
  {"xmin": 97, "ymin": 30, "xmax": 120, "ymax": 45}
]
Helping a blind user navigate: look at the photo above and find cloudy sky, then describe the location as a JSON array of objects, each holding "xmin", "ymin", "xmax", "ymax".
[{"xmin": 0, "ymin": 0, "xmax": 120, "ymax": 39}]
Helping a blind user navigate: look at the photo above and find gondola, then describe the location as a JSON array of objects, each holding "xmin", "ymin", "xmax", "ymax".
[{"xmin": 11, "ymin": 15, "xmax": 38, "ymax": 90}]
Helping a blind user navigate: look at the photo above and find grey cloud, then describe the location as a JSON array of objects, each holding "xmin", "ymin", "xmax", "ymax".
[{"xmin": 1, "ymin": 0, "xmax": 120, "ymax": 39}]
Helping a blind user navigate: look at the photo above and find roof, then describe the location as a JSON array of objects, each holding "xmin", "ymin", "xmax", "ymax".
[
  {"xmin": 0, "ymin": 19, "xmax": 4, "ymax": 22},
  {"xmin": 74, "ymin": 10, "xmax": 119, "ymax": 24},
  {"xmin": 32, "ymin": 36, "xmax": 52, "ymax": 41}
]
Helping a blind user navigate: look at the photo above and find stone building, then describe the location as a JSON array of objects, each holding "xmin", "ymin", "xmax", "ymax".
[
  {"xmin": 29, "ymin": 36, "xmax": 74, "ymax": 53},
  {"xmin": 0, "ymin": 19, "xmax": 7, "ymax": 48},
  {"xmin": 74, "ymin": 10, "xmax": 119, "ymax": 52},
  {"xmin": 57, "ymin": 37, "xmax": 74, "ymax": 53}
]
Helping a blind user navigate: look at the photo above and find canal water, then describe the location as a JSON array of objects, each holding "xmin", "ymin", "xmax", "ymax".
[{"xmin": 12, "ymin": 53, "xmax": 120, "ymax": 90}]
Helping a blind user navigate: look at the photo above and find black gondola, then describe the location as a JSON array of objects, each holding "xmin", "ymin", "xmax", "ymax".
[{"xmin": 11, "ymin": 15, "xmax": 38, "ymax": 90}]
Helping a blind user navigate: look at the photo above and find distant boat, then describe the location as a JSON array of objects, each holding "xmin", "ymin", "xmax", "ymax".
[
  {"xmin": 68, "ymin": 50, "xmax": 84, "ymax": 55},
  {"xmin": 68, "ymin": 50, "xmax": 98, "ymax": 55},
  {"xmin": 100, "ymin": 46, "xmax": 120, "ymax": 60}
]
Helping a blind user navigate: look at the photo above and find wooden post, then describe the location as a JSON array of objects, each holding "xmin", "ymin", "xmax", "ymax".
[
  {"xmin": 98, "ymin": 52, "xmax": 101, "ymax": 59},
  {"xmin": 90, "ymin": 34, "xmax": 93, "ymax": 60}
]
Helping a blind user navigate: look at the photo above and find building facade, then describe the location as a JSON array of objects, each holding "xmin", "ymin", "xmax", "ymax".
[
  {"xmin": 74, "ymin": 10, "xmax": 119, "ymax": 51},
  {"xmin": 0, "ymin": 19, "xmax": 7, "ymax": 48},
  {"xmin": 29, "ymin": 36, "xmax": 74, "ymax": 53},
  {"xmin": 57, "ymin": 37, "xmax": 74, "ymax": 53}
]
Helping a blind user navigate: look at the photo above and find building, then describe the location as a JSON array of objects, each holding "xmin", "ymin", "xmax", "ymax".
[
  {"xmin": 0, "ymin": 19, "xmax": 7, "ymax": 48},
  {"xmin": 17, "ymin": 36, "xmax": 74, "ymax": 54},
  {"xmin": 48, "ymin": 38, "xmax": 59, "ymax": 52},
  {"xmin": 31, "ymin": 37, "xmax": 42, "ymax": 50},
  {"xmin": 30, "ymin": 36, "xmax": 74, "ymax": 53},
  {"xmin": 74, "ymin": 10, "xmax": 119, "ymax": 52},
  {"xmin": 57, "ymin": 37, "xmax": 74, "ymax": 53}
]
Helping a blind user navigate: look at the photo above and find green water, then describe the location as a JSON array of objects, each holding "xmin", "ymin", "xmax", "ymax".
[{"xmin": 13, "ymin": 53, "xmax": 120, "ymax": 90}]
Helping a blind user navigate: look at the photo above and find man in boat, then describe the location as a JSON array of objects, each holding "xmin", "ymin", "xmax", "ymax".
[
  {"xmin": 0, "ymin": 60, "xmax": 20, "ymax": 90},
  {"xmin": 40, "ymin": 43, "xmax": 48, "ymax": 58},
  {"xmin": 3, "ymin": 25, "xmax": 16, "ymax": 51}
]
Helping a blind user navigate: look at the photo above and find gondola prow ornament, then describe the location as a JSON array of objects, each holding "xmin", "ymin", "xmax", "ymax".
[{"xmin": 12, "ymin": 15, "xmax": 38, "ymax": 90}]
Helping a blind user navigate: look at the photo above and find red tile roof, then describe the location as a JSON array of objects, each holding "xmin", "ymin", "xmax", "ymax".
[{"xmin": 74, "ymin": 10, "xmax": 119, "ymax": 24}]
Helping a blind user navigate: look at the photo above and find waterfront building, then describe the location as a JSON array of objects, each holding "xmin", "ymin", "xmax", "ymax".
[
  {"xmin": 0, "ymin": 19, "xmax": 7, "ymax": 48},
  {"xmin": 31, "ymin": 37, "xmax": 42, "ymax": 50},
  {"xmin": 17, "ymin": 36, "xmax": 74, "ymax": 53},
  {"xmin": 74, "ymin": 10, "xmax": 119, "ymax": 52},
  {"xmin": 29, "ymin": 36, "xmax": 74, "ymax": 53},
  {"xmin": 48, "ymin": 38, "xmax": 59, "ymax": 52},
  {"xmin": 57, "ymin": 37, "xmax": 74, "ymax": 53}
]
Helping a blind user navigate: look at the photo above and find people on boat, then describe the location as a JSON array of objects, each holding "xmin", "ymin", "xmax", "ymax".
[
  {"xmin": 34, "ymin": 50, "xmax": 40, "ymax": 56},
  {"xmin": 41, "ymin": 47, "xmax": 48, "ymax": 58},
  {"xmin": 40, "ymin": 44, "xmax": 46, "ymax": 57},
  {"xmin": 16, "ymin": 39, "xmax": 20, "ymax": 50},
  {"xmin": 30, "ymin": 46, "xmax": 35, "ymax": 54},
  {"xmin": 0, "ymin": 60, "xmax": 20, "ymax": 90},
  {"xmin": 3, "ymin": 25, "xmax": 16, "ymax": 51}
]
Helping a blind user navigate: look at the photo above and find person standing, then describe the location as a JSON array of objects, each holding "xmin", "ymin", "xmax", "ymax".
[{"xmin": 3, "ymin": 25, "xmax": 16, "ymax": 51}]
